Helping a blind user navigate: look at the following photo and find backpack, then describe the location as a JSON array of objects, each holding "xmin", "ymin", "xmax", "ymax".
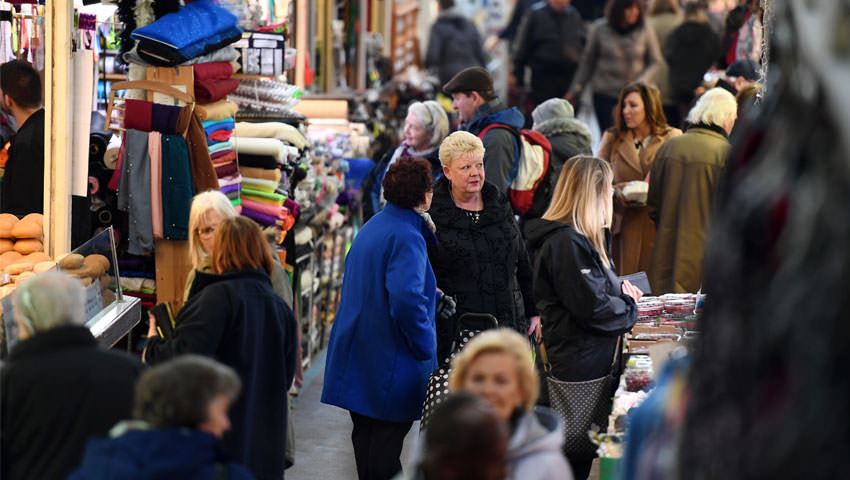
[{"xmin": 479, "ymin": 124, "xmax": 552, "ymax": 215}]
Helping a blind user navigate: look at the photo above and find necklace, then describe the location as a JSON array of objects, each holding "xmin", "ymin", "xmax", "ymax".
[{"xmin": 464, "ymin": 209, "xmax": 482, "ymax": 224}]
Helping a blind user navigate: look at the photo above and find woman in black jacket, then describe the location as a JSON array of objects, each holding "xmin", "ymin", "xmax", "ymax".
[
  {"xmin": 428, "ymin": 131, "xmax": 538, "ymax": 361},
  {"xmin": 525, "ymin": 155, "xmax": 641, "ymax": 480},
  {"xmin": 144, "ymin": 217, "xmax": 297, "ymax": 480}
]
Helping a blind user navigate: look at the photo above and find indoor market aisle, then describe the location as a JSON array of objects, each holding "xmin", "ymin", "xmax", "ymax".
[{"xmin": 287, "ymin": 351, "xmax": 421, "ymax": 480}]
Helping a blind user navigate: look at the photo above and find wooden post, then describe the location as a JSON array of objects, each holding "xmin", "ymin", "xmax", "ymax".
[{"xmin": 44, "ymin": 0, "xmax": 73, "ymax": 257}]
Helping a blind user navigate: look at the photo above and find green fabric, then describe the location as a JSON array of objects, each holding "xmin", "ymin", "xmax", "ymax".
[{"xmin": 241, "ymin": 187, "xmax": 285, "ymax": 203}]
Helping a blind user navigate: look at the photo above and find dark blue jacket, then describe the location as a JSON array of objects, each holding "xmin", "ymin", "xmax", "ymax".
[
  {"xmin": 68, "ymin": 428, "xmax": 255, "ymax": 480},
  {"xmin": 144, "ymin": 269, "xmax": 297, "ymax": 480},
  {"xmin": 463, "ymin": 100, "xmax": 525, "ymax": 194},
  {"xmin": 322, "ymin": 203, "xmax": 438, "ymax": 422}
]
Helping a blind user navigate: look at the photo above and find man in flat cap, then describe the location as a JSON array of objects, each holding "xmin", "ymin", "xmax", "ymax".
[{"xmin": 443, "ymin": 67, "xmax": 526, "ymax": 194}]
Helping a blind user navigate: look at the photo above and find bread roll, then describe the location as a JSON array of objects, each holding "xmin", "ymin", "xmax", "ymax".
[
  {"xmin": 33, "ymin": 261, "xmax": 57, "ymax": 273},
  {"xmin": 84, "ymin": 254, "xmax": 110, "ymax": 276},
  {"xmin": 5, "ymin": 262, "xmax": 33, "ymax": 275},
  {"xmin": 80, "ymin": 277, "xmax": 93, "ymax": 287},
  {"xmin": 57, "ymin": 253, "xmax": 85, "ymax": 270},
  {"xmin": 21, "ymin": 213, "xmax": 43, "ymax": 227},
  {"xmin": 11, "ymin": 220, "xmax": 42, "ymax": 239},
  {"xmin": 0, "ymin": 251, "xmax": 24, "ymax": 270},
  {"xmin": 64, "ymin": 265, "xmax": 95, "ymax": 279},
  {"xmin": 0, "ymin": 284, "xmax": 15, "ymax": 298},
  {"xmin": 13, "ymin": 239, "xmax": 44, "ymax": 254},
  {"xmin": 0, "ymin": 239, "xmax": 13, "ymax": 254},
  {"xmin": 0, "ymin": 214, "xmax": 18, "ymax": 238},
  {"xmin": 22, "ymin": 252, "xmax": 51, "ymax": 265}
]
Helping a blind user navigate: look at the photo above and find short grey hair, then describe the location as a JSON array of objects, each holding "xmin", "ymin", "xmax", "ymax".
[
  {"xmin": 408, "ymin": 101, "xmax": 450, "ymax": 149},
  {"xmin": 687, "ymin": 88, "xmax": 738, "ymax": 128},
  {"xmin": 14, "ymin": 271, "xmax": 86, "ymax": 334},
  {"xmin": 134, "ymin": 355, "xmax": 242, "ymax": 429}
]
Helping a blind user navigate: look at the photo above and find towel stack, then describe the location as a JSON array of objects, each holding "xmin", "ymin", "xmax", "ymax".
[
  {"xmin": 195, "ymin": 66, "xmax": 241, "ymax": 210},
  {"xmin": 232, "ymin": 122, "xmax": 308, "ymax": 228}
]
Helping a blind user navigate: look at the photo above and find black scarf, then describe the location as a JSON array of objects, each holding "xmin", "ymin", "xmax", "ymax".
[{"xmin": 686, "ymin": 122, "xmax": 730, "ymax": 139}]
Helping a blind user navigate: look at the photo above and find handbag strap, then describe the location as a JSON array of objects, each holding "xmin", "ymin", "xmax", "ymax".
[{"xmin": 540, "ymin": 335, "xmax": 623, "ymax": 375}]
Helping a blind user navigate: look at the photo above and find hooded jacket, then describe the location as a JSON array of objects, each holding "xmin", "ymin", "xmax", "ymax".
[
  {"xmin": 507, "ymin": 408, "xmax": 574, "ymax": 480},
  {"xmin": 143, "ymin": 269, "xmax": 297, "ymax": 480},
  {"xmin": 525, "ymin": 118, "xmax": 593, "ymax": 220},
  {"xmin": 525, "ymin": 220, "xmax": 637, "ymax": 381},
  {"xmin": 68, "ymin": 427, "xmax": 255, "ymax": 480},
  {"xmin": 463, "ymin": 100, "xmax": 526, "ymax": 194},
  {"xmin": 425, "ymin": 7, "xmax": 488, "ymax": 86},
  {"xmin": 428, "ymin": 179, "xmax": 536, "ymax": 360}
]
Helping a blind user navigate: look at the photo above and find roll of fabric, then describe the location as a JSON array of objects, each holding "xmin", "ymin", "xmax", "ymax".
[
  {"xmin": 243, "ymin": 198, "xmax": 284, "ymax": 218},
  {"xmin": 242, "ymin": 177, "xmax": 279, "ymax": 194},
  {"xmin": 242, "ymin": 206, "xmax": 280, "ymax": 226},
  {"xmin": 203, "ymin": 118, "xmax": 236, "ymax": 137},
  {"xmin": 237, "ymin": 153, "xmax": 277, "ymax": 169},
  {"xmin": 196, "ymin": 78, "xmax": 240, "ymax": 104},
  {"xmin": 233, "ymin": 137, "xmax": 286, "ymax": 163},
  {"xmin": 242, "ymin": 187, "xmax": 285, "ymax": 204},
  {"xmin": 212, "ymin": 151, "xmax": 237, "ymax": 166},
  {"xmin": 215, "ymin": 162, "xmax": 239, "ymax": 178},
  {"xmin": 240, "ymin": 165, "xmax": 281, "ymax": 183},
  {"xmin": 233, "ymin": 122, "xmax": 308, "ymax": 149},
  {"xmin": 197, "ymin": 100, "xmax": 239, "ymax": 121}
]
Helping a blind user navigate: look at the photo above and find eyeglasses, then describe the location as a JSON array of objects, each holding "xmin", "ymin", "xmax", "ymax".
[{"xmin": 198, "ymin": 225, "xmax": 217, "ymax": 237}]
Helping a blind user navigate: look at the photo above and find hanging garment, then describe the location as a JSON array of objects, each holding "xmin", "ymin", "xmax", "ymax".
[
  {"xmin": 117, "ymin": 129, "xmax": 154, "ymax": 255},
  {"xmin": 149, "ymin": 131, "xmax": 164, "ymax": 240},
  {"xmin": 186, "ymin": 113, "xmax": 221, "ymax": 194},
  {"xmin": 161, "ymin": 134, "xmax": 194, "ymax": 240},
  {"xmin": 123, "ymin": 99, "xmax": 190, "ymax": 134}
]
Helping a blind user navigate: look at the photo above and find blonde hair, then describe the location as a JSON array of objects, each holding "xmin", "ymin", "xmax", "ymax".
[
  {"xmin": 408, "ymin": 101, "xmax": 450, "ymax": 149},
  {"xmin": 448, "ymin": 329, "xmax": 540, "ymax": 411},
  {"xmin": 438, "ymin": 131, "xmax": 485, "ymax": 167},
  {"xmin": 542, "ymin": 155, "xmax": 614, "ymax": 267},
  {"xmin": 687, "ymin": 87, "xmax": 738, "ymax": 129},
  {"xmin": 188, "ymin": 190, "xmax": 238, "ymax": 269}
]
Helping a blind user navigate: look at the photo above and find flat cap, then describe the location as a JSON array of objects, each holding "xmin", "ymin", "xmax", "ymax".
[{"xmin": 442, "ymin": 67, "xmax": 495, "ymax": 99}]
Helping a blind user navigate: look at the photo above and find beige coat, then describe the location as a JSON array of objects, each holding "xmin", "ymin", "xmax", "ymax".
[
  {"xmin": 599, "ymin": 127, "xmax": 682, "ymax": 277},
  {"xmin": 647, "ymin": 127, "xmax": 730, "ymax": 294},
  {"xmin": 647, "ymin": 12, "xmax": 683, "ymax": 104}
]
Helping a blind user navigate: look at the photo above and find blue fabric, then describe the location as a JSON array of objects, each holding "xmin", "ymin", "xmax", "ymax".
[
  {"xmin": 162, "ymin": 134, "xmax": 195, "ymax": 240},
  {"xmin": 131, "ymin": 0, "xmax": 241, "ymax": 62},
  {"xmin": 202, "ymin": 119, "xmax": 235, "ymax": 138},
  {"xmin": 68, "ymin": 428, "xmax": 255, "ymax": 480},
  {"xmin": 322, "ymin": 203, "xmax": 438, "ymax": 422}
]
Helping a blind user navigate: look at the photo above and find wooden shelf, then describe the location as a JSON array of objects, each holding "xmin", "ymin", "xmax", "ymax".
[{"xmin": 103, "ymin": 73, "xmax": 126, "ymax": 81}]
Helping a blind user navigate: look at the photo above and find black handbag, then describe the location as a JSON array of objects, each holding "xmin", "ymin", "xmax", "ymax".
[
  {"xmin": 541, "ymin": 336, "xmax": 622, "ymax": 455},
  {"xmin": 420, "ymin": 313, "xmax": 499, "ymax": 430}
]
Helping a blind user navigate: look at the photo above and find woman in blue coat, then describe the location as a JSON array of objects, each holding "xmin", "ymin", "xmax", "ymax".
[{"xmin": 322, "ymin": 157, "xmax": 438, "ymax": 480}]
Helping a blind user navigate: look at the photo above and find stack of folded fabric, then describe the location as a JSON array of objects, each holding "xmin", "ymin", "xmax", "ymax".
[
  {"xmin": 116, "ymin": 254, "xmax": 157, "ymax": 310},
  {"xmin": 197, "ymin": 96, "xmax": 241, "ymax": 209},
  {"xmin": 240, "ymin": 166, "xmax": 284, "ymax": 226}
]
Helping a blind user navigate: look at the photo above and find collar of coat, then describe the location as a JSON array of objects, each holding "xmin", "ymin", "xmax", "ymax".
[
  {"xmin": 8, "ymin": 324, "xmax": 98, "ymax": 362},
  {"xmin": 383, "ymin": 202, "xmax": 438, "ymax": 245},
  {"xmin": 191, "ymin": 268, "xmax": 274, "ymax": 293},
  {"xmin": 686, "ymin": 122, "xmax": 730, "ymax": 139},
  {"xmin": 533, "ymin": 118, "xmax": 592, "ymax": 146},
  {"xmin": 429, "ymin": 177, "xmax": 512, "ymax": 229},
  {"xmin": 607, "ymin": 127, "xmax": 680, "ymax": 176}
]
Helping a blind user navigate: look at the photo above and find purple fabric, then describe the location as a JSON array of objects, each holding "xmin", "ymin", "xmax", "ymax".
[
  {"xmin": 284, "ymin": 198, "xmax": 300, "ymax": 218},
  {"xmin": 242, "ymin": 207, "xmax": 279, "ymax": 226},
  {"xmin": 220, "ymin": 183, "xmax": 241, "ymax": 194},
  {"xmin": 151, "ymin": 103, "xmax": 182, "ymax": 134}
]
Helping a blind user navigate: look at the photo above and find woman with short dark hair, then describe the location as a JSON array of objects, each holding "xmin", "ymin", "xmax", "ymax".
[
  {"xmin": 144, "ymin": 217, "xmax": 297, "ymax": 480},
  {"xmin": 323, "ymin": 157, "xmax": 438, "ymax": 480},
  {"xmin": 69, "ymin": 355, "xmax": 254, "ymax": 479}
]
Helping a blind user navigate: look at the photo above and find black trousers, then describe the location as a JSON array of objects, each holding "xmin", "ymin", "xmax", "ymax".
[
  {"xmin": 350, "ymin": 411, "xmax": 412, "ymax": 480},
  {"xmin": 593, "ymin": 93, "xmax": 620, "ymax": 133}
]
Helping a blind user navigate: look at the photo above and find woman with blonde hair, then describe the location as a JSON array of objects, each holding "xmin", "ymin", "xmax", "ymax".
[
  {"xmin": 524, "ymin": 156, "xmax": 641, "ymax": 479},
  {"xmin": 598, "ymin": 82, "xmax": 681, "ymax": 275},
  {"xmin": 144, "ymin": 216, "xmax": 297, "ymax": 480},
  {"xmin": 448, "ymin": 328, "xmax": 572, "ymax": 480}
]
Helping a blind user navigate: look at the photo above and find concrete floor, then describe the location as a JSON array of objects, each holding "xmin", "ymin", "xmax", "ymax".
[{"xmin": 286, "ymin": 350, "xmax": 598, "ymax": 480}]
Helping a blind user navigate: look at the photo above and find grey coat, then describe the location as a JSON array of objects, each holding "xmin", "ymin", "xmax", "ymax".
[
  {"xmin": 507, "ymin": 408, "xmax": 574, "ymax": 480},
  {"xmin": 569, "ymin": 20, "xmax": 663, "ymax": 98},
  {"xmin": 425, "ymin": 8, "xmax": 487, "ymax": 86}
]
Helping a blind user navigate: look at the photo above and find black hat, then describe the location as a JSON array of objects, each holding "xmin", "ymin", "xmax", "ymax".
[
  {"xmin": 726, "ymin": 60, "xmax": 759, "ymax": 81},
  {"xmin": 442, "ymin": 67, "xmax": 496, "ymax": 99}
]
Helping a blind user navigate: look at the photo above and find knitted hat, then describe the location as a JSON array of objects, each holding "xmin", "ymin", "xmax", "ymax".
[
  {"xmin": 532, "ymin": 98, "xmax": 576, "ymax": 127},
  {"xmin": 442, "ymin": 67, "xmax": 496, "ymax": 100}
]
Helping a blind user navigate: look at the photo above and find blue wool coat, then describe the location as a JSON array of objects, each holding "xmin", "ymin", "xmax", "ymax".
[{"xmin": 322, "ymin": 202, "xmax": 438, "ymax": 423}]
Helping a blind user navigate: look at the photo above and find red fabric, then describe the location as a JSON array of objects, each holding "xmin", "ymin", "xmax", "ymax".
[
  {"xmin": 123, "ymin": 99, "xmax": 153, "ymax": 132},
  {"xmin": 212, "ymin": 151, "xmax": 237, "ymax": 165},
  {"xmin": 215, "ymin": 161, "xmax": 239, "ymax": 178},
  {"xmin": 196, "ymin": 78, "xmax": 240, "ymax": 104},
  {"xmin": 209, "ymin": 130, "xmax": 233, "ymax": 142},
  {"xmin": 193, "ymin": 62, "xmax": 234, "ymax": 81},
  {"xmin": 108, "ymin": 142, "xmax": 125, "ymax": 191},
  {"xmin": 211, "ymin": 148, "xmax": 234, "ymax": 160}
]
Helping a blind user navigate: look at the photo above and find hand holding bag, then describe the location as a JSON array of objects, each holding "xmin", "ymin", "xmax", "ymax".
[{"xmin": 542, "ymin": 336, "xmax": 622, "ymax": 455}]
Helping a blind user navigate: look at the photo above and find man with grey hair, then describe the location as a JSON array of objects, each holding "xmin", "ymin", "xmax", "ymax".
[
  {"xmin": 1, "ymin": 271, "xmax": 142, "ymax": 480},
  {"xmin": 647, "ymin": 88, "xmax": 737, "ymax": 294}
]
